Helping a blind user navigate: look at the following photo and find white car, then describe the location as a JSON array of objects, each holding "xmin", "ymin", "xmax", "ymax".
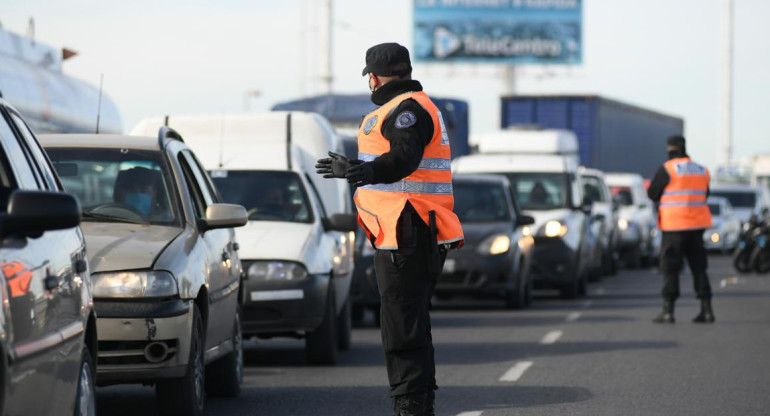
[
  {"xmin": 709, "ymin": 183, "xmax": 770, "ymax": 224},
  {"xmin": 704, "ymin": 196, "xmax": 741, "ymax": 252},
  {"xmin": 132, "ymin": 112, "xmax": 357, "ymax": 364},
  {"xmin": 580, "ymin": 167, "xmax": 620, "ymax": 277},
  {"xmin": 605, "ymin": 172, "xmax": 658, "ymax": 268}
]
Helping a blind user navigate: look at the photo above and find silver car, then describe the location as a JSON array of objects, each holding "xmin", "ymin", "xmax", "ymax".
[
  {"xmin": 41, "ymin": 128, "xmax": 248, "ymax": 416},
  {"xmin": 0, "ymin": 99, "xmax": 96, "ymax": 416},
  {"xmin": 704, "ymin": 196, "xmax": 741, "ymax": 252}
]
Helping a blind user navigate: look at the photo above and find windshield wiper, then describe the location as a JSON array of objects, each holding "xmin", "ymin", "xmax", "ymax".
[{"xmin": 82, "ymin": 211, "xmax": 150, "ymax": 225}]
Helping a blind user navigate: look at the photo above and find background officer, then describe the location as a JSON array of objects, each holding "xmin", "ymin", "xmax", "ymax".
[
  {"xmin": 647, "ymin": 135, "xmax": 715, "ymax": 324},
  {"xmin": 316, "ymin": 42, "xmax": 464, "ymax": 416}
]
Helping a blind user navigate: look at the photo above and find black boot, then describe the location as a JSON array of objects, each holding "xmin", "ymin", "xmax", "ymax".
[
  {"xmin": 693, "ymin": 299, "xmax": 715, "ymax": 323},
  {"xmin": 653, "ymin": 300, "xmax": 675, "ymax": 323},
  {"xmin": 393, "ymin": 391, "xmax": 435, "ymax": 416}
]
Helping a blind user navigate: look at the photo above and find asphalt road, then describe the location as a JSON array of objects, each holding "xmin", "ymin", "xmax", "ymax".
[{"xmin": 96, "ymin": 255, "xmax": 770, "ymax": 416}]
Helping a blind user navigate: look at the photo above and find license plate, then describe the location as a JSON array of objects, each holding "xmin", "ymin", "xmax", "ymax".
[{"xmin": 443, "ymin": 259, "xmax": 456, "ymax": 274}]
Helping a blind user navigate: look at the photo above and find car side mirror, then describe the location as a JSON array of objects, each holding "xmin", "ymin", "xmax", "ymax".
[
  {"xmin": 324, "ymin": 213, "xmax": 358, "ymax": 232},
  {"xmin": 199, "ymin": 203, "xmax": 248, "ymax": 232},
  {"xmin": 0, "ymin": 190, "xmax": 81, "ymax": 237},
  {"xmin": 516, "ymin": 215, "xmax": 535, "ymax": 227},
  {"xmin": 592, "ymin": 213, "xmax": 606, "ymax": 222}
]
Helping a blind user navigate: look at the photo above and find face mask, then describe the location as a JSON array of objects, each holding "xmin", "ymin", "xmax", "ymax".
[{"xmin": 125, "ymin": 193, "xmax": 153, "ymax": 216}]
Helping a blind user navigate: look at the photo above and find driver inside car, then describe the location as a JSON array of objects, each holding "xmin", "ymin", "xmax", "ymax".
[{"xmin": 113, "ymin": 167, "xmax": 165, "ymax": 220}]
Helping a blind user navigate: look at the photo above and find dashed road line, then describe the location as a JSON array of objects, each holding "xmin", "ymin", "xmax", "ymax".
[
  {"xmin": 499, "ymin": 361, "xmax": 533, "ymax": 382},
  {"xmin": 566, "ymin": 312, "xmax": 582, "ymax": 322},
  {"xmin": 457, "ymin": 412, "xmax": 483, "ymax": 416},
  {"xmin": 594, "ymin": 288, "xmax": 607, "ymax": 295},
  {"xmin": 540, "ymin": 330, "xmax": 563, "ymax": 344}
]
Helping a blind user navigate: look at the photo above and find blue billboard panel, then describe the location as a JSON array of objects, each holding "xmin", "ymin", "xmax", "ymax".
[{"xmin": 414, "ymin": 0, "xmax": 582, "ymax": 64}]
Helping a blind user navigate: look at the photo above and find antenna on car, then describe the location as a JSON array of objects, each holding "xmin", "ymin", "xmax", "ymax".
[{"xmin": 95, "ymin": 73, "xmax": 104, "ymax": 133}]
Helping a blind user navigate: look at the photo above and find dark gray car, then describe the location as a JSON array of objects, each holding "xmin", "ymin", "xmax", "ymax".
[{"xmin": 0, "ymin": 99, "xmax": 96, "ymax": 416}]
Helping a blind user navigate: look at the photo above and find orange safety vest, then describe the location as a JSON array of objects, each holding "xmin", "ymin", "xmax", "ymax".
[
  {"xmin": 658, "ymin": 157, "xmax": 712, "ymax": 231},
  {"xmin": 354, "ymin": 91, "xmax": 464, "ymax": 250}
]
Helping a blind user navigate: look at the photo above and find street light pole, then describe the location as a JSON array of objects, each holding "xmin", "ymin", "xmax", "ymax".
[
  {"xmin": 243, "ymin": 89, "xmax": 261, "ymax": 111},
  {"xmin": 719, "ymin": 0, "xmax": 733, "ymax": 167}
]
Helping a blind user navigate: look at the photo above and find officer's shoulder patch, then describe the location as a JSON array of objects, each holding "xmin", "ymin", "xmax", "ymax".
[
  {"xmin": 363, "ymin": 115, "xmax": 378, "ymax": 135},
  {"xmin": 394, "ymin": 111, "xmax": 417, "ymax": 129}
]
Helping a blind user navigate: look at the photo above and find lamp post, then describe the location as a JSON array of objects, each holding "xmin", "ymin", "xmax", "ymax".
[{"xmin": 243, "ymin": 89, "xmax": 261, "ymax": 111}]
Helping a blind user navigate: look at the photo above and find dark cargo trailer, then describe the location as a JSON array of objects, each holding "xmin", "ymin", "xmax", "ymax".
[
  {"xmin": 273, "ymin": 94, "xmax": 470, "ymax": 159},
  {"xmin": 500, "ymin": 95, "xmax": 684, "ymax": 179}
]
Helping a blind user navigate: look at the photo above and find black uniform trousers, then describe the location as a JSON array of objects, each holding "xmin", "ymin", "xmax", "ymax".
[
  {"xmin": 660, "ymin": 229, "xmax": 712, "ymax": 301},
  {"xmin": 374, "ymin": 212, "xmax": 446, "ymax": 398}
]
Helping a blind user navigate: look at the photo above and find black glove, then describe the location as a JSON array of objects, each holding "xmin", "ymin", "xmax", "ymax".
[
  {"xmin": 315, "ymin": 151, "xmax": 350, "ymax": 179},
  {"xmin": 346, "ymin": 163, "xmax": 374, "ymax": 186}
]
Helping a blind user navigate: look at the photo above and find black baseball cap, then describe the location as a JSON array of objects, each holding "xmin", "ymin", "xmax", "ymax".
[
  {"xmin": 361, "ymin": 43, "xmax": 412, "ymax": 77},
  {"xmin": 667, "ymin": 135, "xmax": 686, "ymax": 149}
]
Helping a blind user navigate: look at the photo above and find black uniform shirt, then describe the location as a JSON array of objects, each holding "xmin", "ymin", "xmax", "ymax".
[{"xmin": 364, "ymin": 79, "xmax": 435, "ymax": 184}]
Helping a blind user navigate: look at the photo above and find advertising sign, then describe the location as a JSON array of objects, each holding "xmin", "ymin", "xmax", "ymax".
[{"xmin": 414, "ymin": 0, "xmax": 582, "ymax": 64}]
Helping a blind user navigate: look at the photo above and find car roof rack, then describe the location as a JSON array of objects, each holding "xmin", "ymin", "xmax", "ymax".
[{"xmin": 158, "ymin": 126, "xmax": 184, "ymax": 149}]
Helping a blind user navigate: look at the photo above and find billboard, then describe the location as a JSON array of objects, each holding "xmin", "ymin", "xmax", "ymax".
[{"xmin": 413, "ymin": 0, "xmax": 582, "ymax": 64}]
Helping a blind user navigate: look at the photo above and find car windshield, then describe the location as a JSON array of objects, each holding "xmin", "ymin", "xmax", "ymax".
[
  {"xmin": 610, "ymin": 186, "xmax": 634, "ymax": 206},
  {"xmin": 710, "ymin": 191, "xmax": 756, "ymax": 209},
  {"xmin": 582, "ymin": 175, "xmax": 607, "ymax": 203},
  {"xmin": 708, "ymin": 204, "xmax": 721, "ymax": 216},
  {"xmin": 453, "ymin": 182, "xmax": 511, "ymax": 223},
  {"xmin": 46, "ymin": 148, "xmax": 178, "ymax": 225},
  {"xmin": 210, "ymin": 170, "xmax": 312, "ymax": 223},
  {"xmin": 497, "ymin": 172, "xmax": 568, "ymax": 210}
]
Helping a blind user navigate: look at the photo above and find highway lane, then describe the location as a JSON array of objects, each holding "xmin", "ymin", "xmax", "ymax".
[{"xmin": 96, "ymin": 255, "xmax": 770, "ymax": 415}]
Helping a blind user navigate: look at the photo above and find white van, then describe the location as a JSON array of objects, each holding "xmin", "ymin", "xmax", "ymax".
[
  {"xmin": 454, "ymin": 128, "xmax": 594, "ymax": 298},
  {"xmin": 132, "ymin": 112, "xmax": 356, "ymax": 364},
  {"xmin": 604, "ymin": 172, "xmax": 658, "ymax": 268}
]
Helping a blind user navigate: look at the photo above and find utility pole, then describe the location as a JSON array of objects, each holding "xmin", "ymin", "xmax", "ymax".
[
  {"xmin": 319, "ymin": 0, "xmax": 333, "ymax": 95},
  {"xmin": 720, "ymin": 0, "xmax": 733, "ymax": 167}
]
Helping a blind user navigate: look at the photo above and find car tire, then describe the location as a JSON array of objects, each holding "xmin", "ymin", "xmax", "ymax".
[
  {"xmin": 372, "ymin": 305, "xmax": 382, "ymax": 328},
  {"xmin": 74, "ymin": 345, "xmax": 96, "ymax": 416},
  {"xmin": 560, "ymin": 274, "xmax": 580, "ymax": 299},
  {"xmin": 733, "ymin": 247, "xmax": 754, "ymax": 273},
  {"xmin": 306, "ymin": 288, "xmax": 338, "ymax": 365},
  {"xmin": 352, "ymin": 305, "xmax": 365, "ymax": 323},
  {"xmin": 205, "ymin": 308, "xmax": 243, "ymax": 398},
  {"xmin": 751, "ymin": 246, "xmax": 770, "ymax": 274},
  {"xmin": 337, "ymin": 295, "xmax": 352, "ymax": 351},
  {"xmin": 625, "ymin": 247, "xmax": 642, "ymax": 269},
  {"xmin": 504, "ymin": 262, "xmax": 527, "ymax": 310},
  {"xmin": 156, "ymin": 304, "xmax": 205, "ymax": 416}
]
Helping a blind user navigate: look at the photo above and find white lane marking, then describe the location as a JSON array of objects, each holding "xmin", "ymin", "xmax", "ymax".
[
  {"xmin": 457, "ymin": 412, "xmax": 483, "ymax": 416},
  {"xmin": 540, "ymin": 330, "xmax": 563, "ymax": 345},
  {"xmin": 581, "ymin": 300, "xmax": 593, "ymax": 308},
  {"xmin": 595, "ymin": 288, "xmax": 607, "ymax": 295},
  {"xmin": 499, "ymin": 361, "xmax": 533, "ymax": 382},
  {"xmin": 566, "ymin": 312, "xmax": 582, "ymax": 322},
  {"xmin": 250, "ymin": 290, "xmax": 304, "ymax": 301}
]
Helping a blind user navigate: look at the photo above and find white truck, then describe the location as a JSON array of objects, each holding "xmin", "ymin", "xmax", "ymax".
[
  {"xmin": 132, "ymin": 112, "xmax": 356, "ymax": 364},
  {"xmin": 453, "ymin": 128, "xmax": 596, "ymax": 298}
]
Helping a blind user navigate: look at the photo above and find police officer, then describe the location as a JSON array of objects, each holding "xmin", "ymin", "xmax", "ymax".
[
  {"xmin": 316, "ymin": 42, "xmax": 464, "ymax": 416},
  {"xmin": 647, "ymin": 135, "xmax": 715, "ymax": 324}
]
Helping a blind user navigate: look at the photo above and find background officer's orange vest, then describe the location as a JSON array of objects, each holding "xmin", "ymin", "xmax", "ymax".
[
  {"xmin": 658, "ymin": 157, "xmax": 712, "ymax": 231},
  {"xmin": 354, "ymin": 91, "xmax": 464, "ymax": 250}
]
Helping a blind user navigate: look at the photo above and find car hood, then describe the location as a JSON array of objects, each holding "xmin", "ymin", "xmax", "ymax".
[
  {"xmin": 82, "ymin": 223, "xmax": 183, "ymax": 273},
  {"xmin": 459, "ymin": 221, "xmax": 514, "ymax": 247},
  {"xmin": 235, "ymin": 221, "xmax": 314, "ymax": 261}
]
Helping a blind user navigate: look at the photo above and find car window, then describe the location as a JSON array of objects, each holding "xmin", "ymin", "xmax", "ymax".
[
  {"xmin": 582, "ymin": 175, "xmax": 606, "ymax": 203},
  {"xmin": 181, "ymin": 150, "xmax": 217, "ymax": 205},
  {"xmin": 211, "ymin": 169, "xmax": 312, "ymax": 223},
  {"xmin": 9, "ymin": 112, "xmax": 58, "ymax": 190},
  {"xmin": 708, "ymin": 204, "xmax": 721, "ymax": 216},
  {"xmin": 498, "ymin": 172, "xmax": 568, "ymax": 210},
  {"xmin": 453, "ymin": 182, "xmax": 511, "ymax": 223},
  {"xmin": 178, "ymin": 153, "xmax": 207, "ymax": 219},
  {"xmin": 0, "ymin": 112, "xmax": 41, "ymax": 190},
  {"xmin": 710, "ymin": 191, "xmax": 756, "ymax": 209},
  {"xmin": 46, "ymin": 148, "xmax": 178, "ymax": 225},
  {"xmin": 0, "ymin": 146, "xmax": 15, "ymax": 212},
  {"xmin": 610, "ymin": 186, "xmax": 634, "ymax": 206}
]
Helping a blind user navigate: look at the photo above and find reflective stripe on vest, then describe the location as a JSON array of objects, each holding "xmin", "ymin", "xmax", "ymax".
[
  {"xmin": 658, "ymin": 157, "xmax": 712, "ymax": 231},
  {"xmin": 354, "ymin": 91, "xmax": 464, "ymax": 250}
]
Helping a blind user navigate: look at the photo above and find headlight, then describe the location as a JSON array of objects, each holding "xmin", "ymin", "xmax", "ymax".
[
  {"xmin": 92, "ymin": 271, "xmax": 178, "ymax": 298},
  {"xmin": 521, "ymin": 225, "xmax": 532, "ymax": 237},
  {"xmin": 247, "ymin": 261, "xmax": 309, "ymax": 281},
  {"xmin": 478, "ymin": 234, "xmax": 511, "ymax": 255},
  {"xmin": 710, "ymin": 232, "xmax": 720, "ymax": 243},
  {"xmin": 618, "ymin": 219, "xmax": 629, "ymax": 230},
  {"xmin": 542, "ymin": 220, "xmax": 568, "ymax": 238}
]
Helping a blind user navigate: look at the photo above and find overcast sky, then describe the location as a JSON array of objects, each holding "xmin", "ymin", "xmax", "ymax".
[{"xmin": 4, "ymin": 0, "xmax": 769, "ymax": 171}]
